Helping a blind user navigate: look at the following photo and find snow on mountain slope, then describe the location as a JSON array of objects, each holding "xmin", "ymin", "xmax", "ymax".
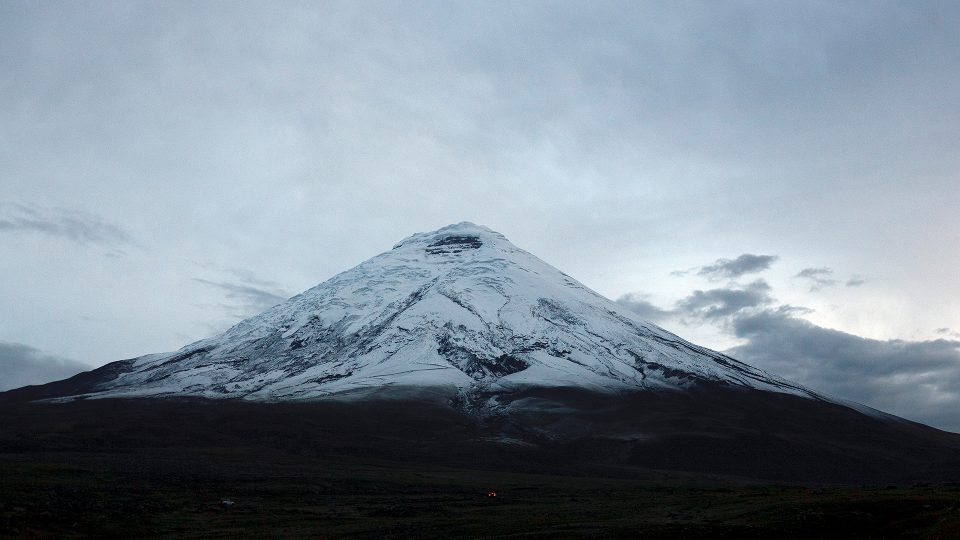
[{"xmin": 60, "ymin": 222, "xmax": 819, "ymax": 402}]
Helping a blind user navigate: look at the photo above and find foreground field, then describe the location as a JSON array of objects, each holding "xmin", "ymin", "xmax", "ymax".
[
  {"xmin": 2, "ymin": 399, "xmax": 959, "ymax": 538},
  {"xmin": 4, "ymin": 454, "xmax": 960, "ymax": 538}
]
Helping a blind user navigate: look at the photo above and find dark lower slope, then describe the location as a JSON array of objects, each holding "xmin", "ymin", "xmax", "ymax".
[
  {"xmin": 1, "ymin": 386, "xmax": 958, "ymax": 484},
  {"xmin": 0, "ymin": 358, "xmax": 133, "ymax": 403},
  {"xmin": 488, "ymin": 386, "xmax": 960, "ymax": 483}
]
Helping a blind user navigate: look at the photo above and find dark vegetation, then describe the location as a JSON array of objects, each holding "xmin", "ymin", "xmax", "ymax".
[{"xmin": 2, "ymin": 389, "xmax": 960, "ymax": 538}]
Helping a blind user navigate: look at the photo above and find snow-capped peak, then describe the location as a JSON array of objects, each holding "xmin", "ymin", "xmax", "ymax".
[{"xmin": 59, "ymin": 223, "xmax": 819, "ymax": 403}]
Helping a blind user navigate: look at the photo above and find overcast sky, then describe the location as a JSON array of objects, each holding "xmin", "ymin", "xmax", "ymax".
[{"xmin": 2, "ymin": 1, "xmax": 958, "ymax": 430}]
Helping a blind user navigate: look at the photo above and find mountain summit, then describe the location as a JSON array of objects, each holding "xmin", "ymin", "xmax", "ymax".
[{"xmin": 14, "ymin": 222, "xmax": 814, "ymax": 404}]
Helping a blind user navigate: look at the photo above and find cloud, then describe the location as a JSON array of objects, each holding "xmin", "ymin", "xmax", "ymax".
[
  {"xmin": 846, "ymin": 275, "xmax": 867, "ymax": 287},
  {"xmin": 675, "ymin": 279, "xmax": 773, "ymax": 320},
  {"xmin": 0, "ymin": 342, "xmax": 91, "ymax": 391},
  {"xmin": 795, "ymin": 267, "xmax": 838, "ymax": 291},
  {"xmin": 624, "ymin": 263, "xmax": 960, "ymax": 431},
  {"xmin": 193, "ymin": 270, "xmax": 290, "ymax": 318},
  {"xmin": 0, "ymin": 201, "xmax": 132, "ymax": 246},
  {"xmin": 727, "ymin": 311, "xmax": 960, "ymax": 432},
  {"xmin": 694, "ymin": 254, "xmax": 779, "ymax": 280},
  {"xmin": 616, "ymin": 293, "xmax": 672, "ymax": 322}
]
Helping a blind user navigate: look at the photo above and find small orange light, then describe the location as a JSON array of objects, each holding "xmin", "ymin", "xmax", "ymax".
[{"xmin": 487, "ymin": 492, "xmax": 497, "ymax": 497}]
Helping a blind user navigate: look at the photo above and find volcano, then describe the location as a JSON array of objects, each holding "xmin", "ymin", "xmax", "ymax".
[
  {"xmin": 3, "ymin": 222, "xmax": 816, "ymax": 402},
  {"xmin": 3, "ymin": 222, "xmax": 959, "ymax": 483}
]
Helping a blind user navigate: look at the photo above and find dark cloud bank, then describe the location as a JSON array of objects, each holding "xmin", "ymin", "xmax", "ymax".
[
  {"xmin": 619, "ymin": 255, "xmax": 960, "ymax": 433},
  {"xmin": 729, "ymin": 313, "xmax": 960, "ymax": 432},
  {"xmin": 0, "ymin": 342, "xmax": 90, "ymax": 391}
]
